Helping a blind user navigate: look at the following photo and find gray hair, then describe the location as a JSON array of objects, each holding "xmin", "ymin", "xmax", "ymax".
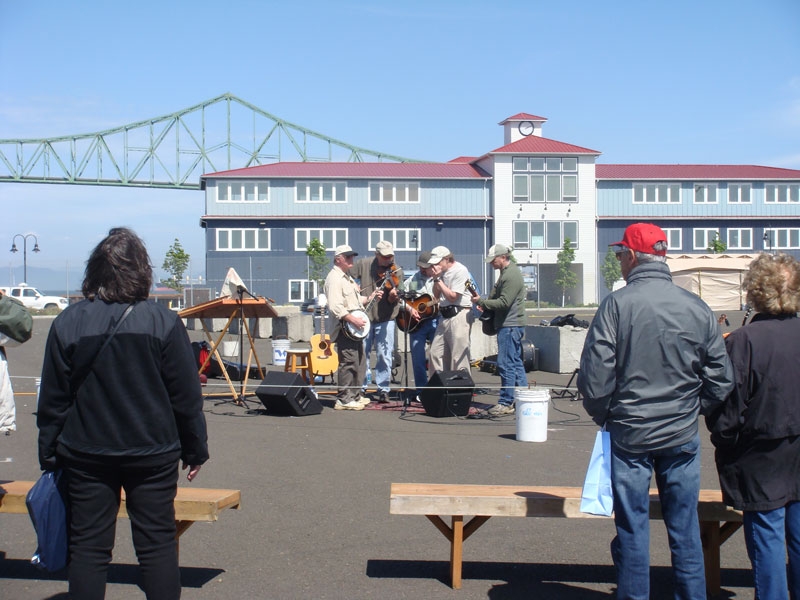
[{"xmin": 634, "ymin": 251, "xmax": 666, "ymax": 264}]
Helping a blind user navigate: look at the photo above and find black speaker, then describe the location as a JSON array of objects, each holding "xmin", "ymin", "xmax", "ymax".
[
  {"xmin": 420, "ymin": 369, "xmax": 474, "ymax": 417},
  {"xmin": 255, "ymin": 372, "xmax": 323, "ymax": 416}
]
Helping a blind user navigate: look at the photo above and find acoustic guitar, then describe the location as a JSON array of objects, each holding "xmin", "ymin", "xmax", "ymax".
[
  {"xmin": 308, "ymin": 294, "xmax": 339, "ymax": 378},
  {"xmin": 396, "ymin": 293, "xmax": 439, "ymax": 333},
  {"xmin": 465, "ymin": 280, "xmax": 497, "ymax": 336}
]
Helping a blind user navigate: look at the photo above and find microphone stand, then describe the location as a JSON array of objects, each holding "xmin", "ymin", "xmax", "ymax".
[{"xmin": 399, "ymin": 290, "xmax": 417, "ymax": 416}]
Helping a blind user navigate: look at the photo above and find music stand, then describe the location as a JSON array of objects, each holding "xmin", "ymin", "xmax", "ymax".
[{"xmin": 398, "ymin": 291, "xmax": 418, "ymax": 416}]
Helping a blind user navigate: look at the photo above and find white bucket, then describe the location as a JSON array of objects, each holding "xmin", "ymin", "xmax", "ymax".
[
  {"xmin": 515, "ymin": 388, "xmax": 550, "ymax": 442},
  {"xmin": 221, "ymin": 341, "xmax": 239, "ymax": 358},
  {"xmin": 35, "ymin": 377, "xmax": 41, "ymax": 408},
  {"xmin": 272, "ymin": 338, "xmax": 291, "ymax": 366}
]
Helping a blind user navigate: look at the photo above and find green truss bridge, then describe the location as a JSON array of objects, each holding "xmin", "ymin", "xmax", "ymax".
[{"xmin": 0, "ymin": 93, "xmax": 420, "ymax": 190}]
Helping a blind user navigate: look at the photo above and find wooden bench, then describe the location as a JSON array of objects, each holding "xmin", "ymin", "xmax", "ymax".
[
  {"xmin": 0, "ymin": 480, "xmax": 241, "ymax": 556},
  {"xmin": 390, "ymin": 483, "xmax": 742, "ymax": 596}
]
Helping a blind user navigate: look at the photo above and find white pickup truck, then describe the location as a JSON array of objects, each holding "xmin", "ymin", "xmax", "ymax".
[{"xmin": 0, "ymin": 284, "xmax": 69, "ymax": 311}]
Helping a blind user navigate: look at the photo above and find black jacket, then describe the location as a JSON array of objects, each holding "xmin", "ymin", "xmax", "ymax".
[
  {"xmin": 707, "ymin": 313, "xmax": 800, "ymax": 511},
  {"xmin": 37, "ymin": 299, "xmax": 209, "ymax": 471}
]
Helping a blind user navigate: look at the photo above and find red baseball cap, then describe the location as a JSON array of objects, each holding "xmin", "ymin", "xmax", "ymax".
[{"xmin": 610, "ymin": 223, "xmax": 668, "ymax": 256}]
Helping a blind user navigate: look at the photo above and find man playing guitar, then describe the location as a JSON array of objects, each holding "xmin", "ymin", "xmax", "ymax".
[{"xmin": 398, "ymin": 250, "xmax": 440, "ymax": 393}]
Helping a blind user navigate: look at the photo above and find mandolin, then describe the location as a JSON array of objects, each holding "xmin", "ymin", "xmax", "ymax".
[
  {"xmin": 308, "ymin": 293, "xmax": 339, "ymax": 377},
  {"xmin": 396, "ymin": 293, "xmax": 439, "ymax": 333}
]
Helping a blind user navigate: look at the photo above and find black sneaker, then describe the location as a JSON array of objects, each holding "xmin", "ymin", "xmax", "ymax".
[{"xmin": 377, "ymin": 392, "xmax": 391, "ymax": 404}]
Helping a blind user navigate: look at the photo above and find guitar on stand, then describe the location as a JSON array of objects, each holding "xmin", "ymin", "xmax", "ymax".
[{"xmin": 308, "ymin": 293, "xmax": 339, "ymax": 381}]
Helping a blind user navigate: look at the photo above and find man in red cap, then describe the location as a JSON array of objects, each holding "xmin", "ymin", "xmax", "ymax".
[{"xmin": 578, "ymin": 223, "xmax": 733, "ymax": 599}]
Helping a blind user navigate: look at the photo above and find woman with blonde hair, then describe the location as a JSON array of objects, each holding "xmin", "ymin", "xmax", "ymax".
[{"xmin": 708, "ymin": 252, "xmax": 800, "ymax": 600}]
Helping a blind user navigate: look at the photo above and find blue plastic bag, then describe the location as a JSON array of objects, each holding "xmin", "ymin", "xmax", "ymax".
[
  {"xmin": 580, "ymin": 428, "xmax": 614, "ymax": 516},
  {"xmin": 26, "ymin": 470, "xmax": 69, "ymax": 571}
]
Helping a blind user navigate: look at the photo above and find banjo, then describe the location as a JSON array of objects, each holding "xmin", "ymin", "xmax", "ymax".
[{"xmin": 341, "ymin": 270, "xmax": 394, "ymax": 341}]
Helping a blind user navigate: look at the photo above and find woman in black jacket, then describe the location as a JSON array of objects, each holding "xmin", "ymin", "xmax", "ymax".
[
  {"xmin": 708, "ymin": 252, "xmax": 800, "ymax": 600},
  {"xmin": 37, "ymin": 227, "xmax": 209, "ymax": 600}
]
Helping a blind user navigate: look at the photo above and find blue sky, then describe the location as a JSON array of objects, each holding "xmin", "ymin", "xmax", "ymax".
[{"xmin": 1, "ymin": 0, "xmax": 798, "ymax": 289}]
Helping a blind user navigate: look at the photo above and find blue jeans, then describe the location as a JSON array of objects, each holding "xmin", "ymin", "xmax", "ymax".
[
  {"xmin": 744, "ymin": 501, "xmax": 800, "ymax": 600},
  {"xmin": 610, "ymin": 433, "xmax": 705, "ymax": 600},
  {"xmin": 496, "ymin": 326, "xmax": 527, "ymax": 405},
  {"xmin": 363, "ymin": 320, "xmax": 395, "ymax": 393},
  {"xmin": 409, "ymin": 316, "xmax": 439, "ymax": 390}
]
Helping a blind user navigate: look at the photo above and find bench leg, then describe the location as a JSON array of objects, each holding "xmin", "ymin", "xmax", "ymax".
[
  {"xmin": 701, "ymin": 520, "xmax": 721, "ymax": 598},
  {"xmin": 175, "ymin": 520, "xmax": 194, "ymax": 560},
  {"xmin": 424, "ymin": 514, "xmax": 492, "ymax": 589}
]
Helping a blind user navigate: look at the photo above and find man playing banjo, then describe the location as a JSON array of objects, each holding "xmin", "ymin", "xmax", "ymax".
[{"xmin": 324, "ymin": 244, "xmax": 382, "ymax": 411}]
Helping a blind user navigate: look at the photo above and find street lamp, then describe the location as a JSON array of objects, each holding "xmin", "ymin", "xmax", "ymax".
[
  {"xmin": 763, "ymin": 230, "xmax": 773, "ymax": 254},
  {"xmin": 10, "ymin": 233, "xmax": 40, "ymax": 284}
]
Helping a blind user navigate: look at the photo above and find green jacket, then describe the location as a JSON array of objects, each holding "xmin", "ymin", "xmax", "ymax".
[{"xmin": 479, "ymin": 262, "xmax": 526, "ymax": 328}]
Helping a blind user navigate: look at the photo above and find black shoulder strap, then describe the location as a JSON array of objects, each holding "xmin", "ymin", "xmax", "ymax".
[{"xmin": 71, "ymin": 303, "xmax": 135, "ymax": 396}]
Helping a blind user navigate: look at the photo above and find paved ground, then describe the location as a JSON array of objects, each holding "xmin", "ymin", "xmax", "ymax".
[{"xmin": 0, "ymin": 313, "xmax": 753, "ymax": 599}]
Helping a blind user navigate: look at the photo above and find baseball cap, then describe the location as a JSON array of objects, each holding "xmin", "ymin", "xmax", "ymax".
[
  {"xmin": 375, "ymin": 240, "xmax": 394, "ymax": 256},
  {"xmin": 485, "ymin": 243, "xmax": 511, "ymax": 263},
  {"xmin": 424, "ymin": 246, "xmax": 451, "ymax": 266},
  {"xmin": 334, "ymin": 244, "xmax": 358, "ymax": 257},
  {"xmin": 416, "ymin": 251, "xmax": 432, "ymax": 268},
  {"xmin": 610, "ymin": 223, "xmax": 668, "ymax": 256}
]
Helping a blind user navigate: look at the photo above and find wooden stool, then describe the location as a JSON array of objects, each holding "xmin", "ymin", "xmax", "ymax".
[{"xmin": 284, "ymin": 349, "xmax": 312, "ymax": 382}]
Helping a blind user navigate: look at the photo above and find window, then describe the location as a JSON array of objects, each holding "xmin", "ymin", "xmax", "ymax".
[
  {"xmin": 367, "ymin": 229, "xmax": 421, "ymax": 252},
  {"xmin": 289, "ymin": 280, "xmax": 318, "ymax": 303},
  {"xmin": 216, "ymin": 228, "xmax": 270, "ymax": 251},
  {"xmin": 727, "ymin": 183, "xmax": 751, "ymax": 203},
  {"xmin": 513, "ymin": 220, "xmax": 577, "ymax": 249},
  {"xmin": 693, "ymin": 228, "xmax": 719, "ymax": 250},
  {"xmin": 217, "ymin": 181, "xmax": 268, "ymax": 202},
  {"xmin": 764, "ymin": 228, "xmax": 800, "ymax": 249},
  {"xmin": 633, "ymin": 183, "xmax": 681, "ymax": 203},
  {"xmin": 662, "ymin": 228, "xmax": 682, "ymax": 250},
  {"xmin": 368, "ymin": 182, "xmax": 420, "ymax": 203},
  {"xmin": 295, "ymin": 229, "xmax": 347, "ymax": 251},
  {"xmin": 295, "ymin": 181, "xmax": 346, "ymax": 202},
  {"xmin": 727, "ymin": 228, "xmax": 752, "ymax": 250},
  {"xmin": 693, "ymin": 183, "xmax": 718, "ymax": 204},
  {"xmin": 512, "ymin": 156, "xmax": 579, "ymax": 203},
  {"xmin": 764, "ymin": 183, "xmax": 800, "ymax": 203}
]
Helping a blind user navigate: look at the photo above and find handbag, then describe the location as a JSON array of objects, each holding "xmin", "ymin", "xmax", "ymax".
[
  {"xmin": 0, "ymin": 294, "xmax": 33, "ymax": 344},
  {"xmin": 479, "ymin": 309, "xmax": 496, "ymax": 336},
  {"xmin": 579, "ymin": 427, "xmax": 614, "ymax": 516},
  {"xmin": 26, "ymin": 470, "xmax": 69, "ymax": 571}
]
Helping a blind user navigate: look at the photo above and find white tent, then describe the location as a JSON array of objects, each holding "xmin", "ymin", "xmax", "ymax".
[{"xmin": 667, "ymin": 254, "xmax": 758, "ymax": 311}]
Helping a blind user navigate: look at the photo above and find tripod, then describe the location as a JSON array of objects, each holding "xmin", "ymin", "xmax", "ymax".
[{"xmin": 214, "ymin": 286, "xmax": 259, "ymax": 409}]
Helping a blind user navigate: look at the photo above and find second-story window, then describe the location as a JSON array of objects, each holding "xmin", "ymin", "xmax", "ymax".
[
  {"xmin": 633, "ymin": 183, "xmax": 681, "ymax": 203},
  {"xmin": 295, "ymin": 181, "xmax": 346, "ymax": 202},
  {"xmin": 513, "ymin": 157, "xmax": 578, "ymax": 203},
  {"xmin": 217, "ymin": 181, "xmax": 269, "ymax": 202},
  {"xmin": 693, "ymin": 183, "xmax": 718, "ymax": 204},
  {"xmin": 368, "ymin": 182, "xmax": 420, "ymax": 202}
]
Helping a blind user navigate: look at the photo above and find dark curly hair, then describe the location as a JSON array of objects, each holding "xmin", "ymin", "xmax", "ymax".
[
  {"xmin": 82, "ymin": 227, "xmax": 153, "ymax": 302},
  {"xmin": 743, "ymin": 253, "xmax": 800, "ymax": 315}
]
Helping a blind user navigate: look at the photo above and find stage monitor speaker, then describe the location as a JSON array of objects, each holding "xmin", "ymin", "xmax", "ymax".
[
  {"xmin": 255, "ymin": 372, "xmax": 323, "ymax": 416},
  {"xmin": 420, "ymin": 369, "xmax": 474, "ymax": 417}
]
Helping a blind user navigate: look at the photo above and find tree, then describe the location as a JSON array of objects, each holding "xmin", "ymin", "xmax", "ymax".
[
  {"xmin": 306, "ymin": 238, "xmax": 329, "ymax": 295},
  {"xmin": 707, "ymin": 232, "xmax": 727, "ymax": 254},
  {"xmin": 601, "ymin": 247, "xmax": 622, "ymax": 291},
  {"xmin": 162, "ymin": 238, "xmax": 190, "ymax": 291},
  {"xmin": 555, "ymin": 238, "xmax": 578, "ymax": 307}
]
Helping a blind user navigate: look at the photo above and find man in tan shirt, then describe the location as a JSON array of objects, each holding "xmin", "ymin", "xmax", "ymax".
[{"xmin": 324, "ymin": 244, "xmax": 382, "ymax": 410}]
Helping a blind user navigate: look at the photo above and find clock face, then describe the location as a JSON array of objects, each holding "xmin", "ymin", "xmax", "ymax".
[{"xmin": 518, "ymin": 121, "xmax": 534, "ymax": 136}]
